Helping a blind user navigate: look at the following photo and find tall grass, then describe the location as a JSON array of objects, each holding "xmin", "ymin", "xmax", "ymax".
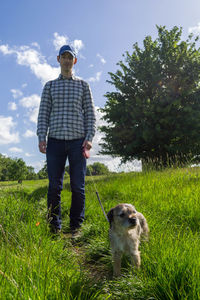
[{"xmin": 0, "ymin": 167, "xmax": 200, "ymax": 299}]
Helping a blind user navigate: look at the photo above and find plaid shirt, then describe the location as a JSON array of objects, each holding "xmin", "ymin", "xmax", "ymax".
[{"xmin": 37, "ymin": 74, "xmax": 96, "ymax": 143}]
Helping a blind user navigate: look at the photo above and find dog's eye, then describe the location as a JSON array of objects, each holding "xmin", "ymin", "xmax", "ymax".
[{"xmin": 119, "ymin": 213, "xmax": 125, "ymax": 217}]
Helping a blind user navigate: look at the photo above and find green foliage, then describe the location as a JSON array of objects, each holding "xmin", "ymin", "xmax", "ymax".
[
  {"xmin": 86, "ymin": 162, "xmax": 110, "ymax": 176},
  {"xmin": 7, "ymin": 158, "xmax": 28, "ymax": 181},
  {"xmin": 37, "ymin": 161, "xmax": 48, "ymax": 179},
  {"xmin": 65, "ymin": 165, "xmax": 70, "ymax": 175},
  {"xmin": 0, "ymin": 154, "xmax": 11, "ymax": 181},
  {"xmin": 100, "ymin": 26, "xmax": 200, "ymax": 168},
  {"xmin": 0, "ymin": 154, "xmax": 38, "ymax": 182}
]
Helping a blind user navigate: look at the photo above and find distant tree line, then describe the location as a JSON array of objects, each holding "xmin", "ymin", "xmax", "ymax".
[
  {"xmin": 0, "ymin": 154, "xmax": 37, "ymax": 182},
  {"xmin": 0, "ymin": 154, "xmax": 110, "ymax": 182}
]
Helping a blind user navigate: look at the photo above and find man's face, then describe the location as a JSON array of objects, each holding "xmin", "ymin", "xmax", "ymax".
[{"xmin": 57, "ymin": 52, "xmax": 76, "ymax": 72}]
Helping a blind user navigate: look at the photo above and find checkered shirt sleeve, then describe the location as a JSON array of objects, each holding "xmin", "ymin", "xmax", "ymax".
[{"xmin": 37, "ymin": 81, "xmax": 52, "ymax": 142}]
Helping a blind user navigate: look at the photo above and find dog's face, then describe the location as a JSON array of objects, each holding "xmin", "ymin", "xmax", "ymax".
[{"xmin": 107, "ymin": 204, "xmax": 139, "ymax": 230}]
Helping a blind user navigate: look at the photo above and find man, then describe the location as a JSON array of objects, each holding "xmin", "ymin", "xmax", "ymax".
[{"xmin": 37, "ymin": 45, "xmax": 96, "ymax": 236}]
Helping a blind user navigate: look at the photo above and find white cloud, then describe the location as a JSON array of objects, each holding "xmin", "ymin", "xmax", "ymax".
[
  {"xmin": 31, "ymin": 62, "xmax": 59, "ymax": 84},
  {"xmin": 31, "ymin": 42, "xmax": 40, "ymax": 49},
  {"xmin": 97, "ymin": 53, "xmax": 106, "ymax": 64},
  {"xmin": 88, "ymin": 71, "xmax": 102, "ymax": 82},
  {"xmin": 31, "ymin": 160, "xmax": 45, "ymax": 172},
  {"xmin": 71, "ymin": 39, "xmax": 84, "ymax": 53},
  {"xmin": 9, "ymin": 147, "xmax": 23, "ymax": 153},
  {"xmin": 0, "ymin": 44, "xmax": 13, "ymax": 55},
  {"xmin": 53, "ymin": 32, "xmax": 69, "ymax": 51},
  {"xmin": 10, "ymin": 89, "xmax": 23, "ymax": 99},
  {"xmin": 188, "ymin": 22, "xmax": 200, "ymax": 34},
  {"xmin": 0, "ymin": 43, "xmax": 60, "ymax": 84},
  {"xmin": 25, "ymin": 152, "xmax": 34, "ymax": 157},
  {"xmin": 0, "ymin": 116, "xmax": 19, "ymax": 145},
  {"xmin": 30, "ymin": 110, "xmax": 39, "ymax": 124},
  {"xmin": 8, "ymin": 102, "xmax": 17, "ymax": 111},
  {"xmin": 19, "ymin": 94, "xmax": 40, "ymax": 124},
  {"xmin": 16, "ymin": 46, "xmax": 42, "ymax": 65},
  {"xmin": 22, "ymin": 83, "xmax": 27, "ymax": 89},
  {"xmin": 23, "ymin": 129, "xmax": 36, "ymax": 138},
  {"xmin": 20, "ymin": 94, "xmax": 40, "ymax": 108},
  {"xmin": 79, "ymin": 53, "xmax": 86, "ymax": 60}
]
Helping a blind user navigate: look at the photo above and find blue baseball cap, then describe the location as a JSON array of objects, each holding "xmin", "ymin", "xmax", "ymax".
[{"xmin": 59, "ymin": 45, "xmax": 76, "ymax": 57}]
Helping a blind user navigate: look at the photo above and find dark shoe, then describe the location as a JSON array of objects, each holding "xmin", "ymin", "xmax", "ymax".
[
  {"xmin": 50, "ymin": 226, "xmax": 61, "ymax": 234},
  {"xmin": 71, "ymin": 228, "xmax": 81, "ymax": 239}
]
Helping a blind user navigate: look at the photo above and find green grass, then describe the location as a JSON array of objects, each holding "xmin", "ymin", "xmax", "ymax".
[{"xmin": 0, "ymin": 168, "xmax": 200, "ymax": 299}]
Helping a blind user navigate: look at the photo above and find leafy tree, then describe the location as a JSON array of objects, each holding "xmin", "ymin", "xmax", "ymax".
[
  {"xmin": 100, "ymin": 26, "xmax": 200, "ymax": 169},
  {"xmin": 0, "ymin": 154, "xmax": 37, "ymax": 181},
  {"xmin": 86, "ymin": 162, "xmax": 109, "ymax": 176},
  {"xmin": 0, "ymin": 154, "xmax": 12, "ymax": 181},
  {"xmin": 26, "ymin": 166, "xmax": 37, "ymax": 180},
  {"xmin": 37, "ymin": 162, "xmax": 48, "ymax": 179},
  {"xmin": 7, "ymin": 158, "xmax": 28, "ymax": 182}
]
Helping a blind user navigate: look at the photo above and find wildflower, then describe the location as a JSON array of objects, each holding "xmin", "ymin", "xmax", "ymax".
[{"xmin": 36, "ymin": 222, "xmax": 40, "ymax": 226}]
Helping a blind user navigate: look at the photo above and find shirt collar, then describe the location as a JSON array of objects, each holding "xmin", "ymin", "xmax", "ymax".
[{"xmin": 58, "ymin": 74, "xmax": 76, "ymax": 80}]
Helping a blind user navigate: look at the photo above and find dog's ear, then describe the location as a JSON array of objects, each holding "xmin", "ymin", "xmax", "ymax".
[
  {"xmin": 107, "ymin": 208, "xmax": 114, "ymax": 227},
  {"xmin": 137, "ymin": 213, "xmax": 149, "ymax": 237}
]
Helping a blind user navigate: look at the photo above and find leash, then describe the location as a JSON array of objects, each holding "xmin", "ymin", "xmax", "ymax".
[
  {"xmin": 87, "ymin": 167, "xmax": 109, "ymax": 223},
  {"xmin": 95, "ymin": 190, "xmax": 109, "ymax": 223}
]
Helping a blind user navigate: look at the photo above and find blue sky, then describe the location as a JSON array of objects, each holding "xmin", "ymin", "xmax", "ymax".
[{"xmin": 1, "ymin": 0, "xmax": 200, "ymax": 172}]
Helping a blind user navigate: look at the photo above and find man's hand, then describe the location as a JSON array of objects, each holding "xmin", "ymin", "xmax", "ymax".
[
  {"xmin": 82, "ymin": 140, "xmax": 92, "ymax": 150},
  {"xmin": 82, "ymin": 140, "xmax": 92, "ymax": 158},
  {"xmin": 39, "ymin": 141, "xmax": 47, "ymax": 154}
]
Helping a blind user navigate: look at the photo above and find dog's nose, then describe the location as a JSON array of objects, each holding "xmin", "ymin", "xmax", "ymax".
[{"xmin": 129, "ymin": 217, "xmax": 137, "ymax": 226}]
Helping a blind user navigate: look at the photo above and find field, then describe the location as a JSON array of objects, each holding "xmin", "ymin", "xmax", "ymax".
[{"xmin": 0, "ymin": 167, "xmax": 200, "ymax": 299}]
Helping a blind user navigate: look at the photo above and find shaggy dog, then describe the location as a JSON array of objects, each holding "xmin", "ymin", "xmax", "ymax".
[{"xmin": 107, "ymin": 203, "xmax": 149, "ymax": 276}]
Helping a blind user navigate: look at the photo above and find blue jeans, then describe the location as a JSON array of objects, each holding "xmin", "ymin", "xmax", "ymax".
[{"xmin": 46, "ymin": 137, "xmax": 86, "ymax": 230}]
